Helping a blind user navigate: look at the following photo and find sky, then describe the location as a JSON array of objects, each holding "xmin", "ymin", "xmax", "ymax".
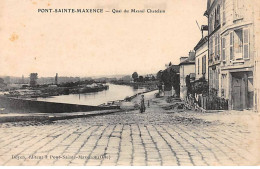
[{"xmin": 0, "ymin": 0, "xmax": 207, "ymax": 78}]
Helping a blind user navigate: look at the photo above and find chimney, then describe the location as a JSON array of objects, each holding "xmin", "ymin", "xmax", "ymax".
[
  {"xmin": 201, "ymin": 25, "xmax": 208, "ymax": 38},
  {"xmin": 188, "ymin": 50, "xmax": 195, "ymax": 61}
]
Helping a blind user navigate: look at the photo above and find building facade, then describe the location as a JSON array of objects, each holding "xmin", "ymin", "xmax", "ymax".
[
  {"xmin": 194, "ymin": 36, "xmax": 209, "ymax": 81},
  {"xmin": 206, "ymin": 0, "xmax": 260, "ymax": 111},
  {"xmin": 206, "ymin": 0, "xmax": 221, "ymax": 101},
  {"xmin": 253, "ymin": 0, "xmax": 260, "ymax": 112},
  {"xmin": 179, "ymin": 51, "xmax": 195, "ymax": 100}
]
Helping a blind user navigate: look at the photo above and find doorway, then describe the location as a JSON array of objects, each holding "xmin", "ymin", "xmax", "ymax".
[{"xmin": 232, "ymin": 75, "xmax": 243, "ymax": 110}]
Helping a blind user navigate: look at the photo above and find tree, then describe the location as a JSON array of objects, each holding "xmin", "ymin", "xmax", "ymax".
[
  {"xmin": 161, "ymin": 70, "xmax": 171, "ymax": 89},
  {"xmin": 138, "ymin": 76, "xmax": 144, "ymax": 82},
  {"xmin": 156, "ymin": 70, "xmax": 163, "ymax": 81},
  {"xmin": 0, "ymin": 78, "xmax": 4, "ymax": 84},
  {"xmin": 151, "ymin": 75, "xmax": 156, "ymax": 81},
  {"xmin": 169, "ymin": 69, "xmax": 180, "ymax": 96},
  {"xmin": 144, "ymin": 76, "xmax": 150, "ymax": 82},
  {"xmin": 158, "ymin": 69, "xmax": 180, "ymax": 96},
  {"xmin": 30, "ymin": 73, "xmax": 38, "ymax": 87},
  {"xmin": 0, "ymin": 78, "xmax": 7, "ymax": 89},
  {"xmin": 132, "ymin": 72, "xmax": 138, "ymax": 82}
]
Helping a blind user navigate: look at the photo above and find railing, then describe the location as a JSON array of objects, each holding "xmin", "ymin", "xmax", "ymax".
[
  {"xmin": 185, "ymin": 94, "xmax": 228, "ymax": 111},
  {"xmin": 205, "ymin": 96, "xmax": 228, "ymax": 110}
]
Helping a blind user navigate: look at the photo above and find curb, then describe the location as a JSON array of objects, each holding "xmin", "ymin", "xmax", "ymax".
[
  {"xmin": 0, "ymin": 110, "xmax": 122, "ymax": 123},
  {"xmin": 48, "ymin": 110, "xmax": 121, "ymax": 121},
  {"xmin": 0, "ymin": 115, "xmax": 50, "ymax": 123}
]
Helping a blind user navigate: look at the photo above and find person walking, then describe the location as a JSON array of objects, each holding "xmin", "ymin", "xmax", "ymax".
[{"xmin": 140, "ymin": 95, "xmax": 145, "ymax": 113}]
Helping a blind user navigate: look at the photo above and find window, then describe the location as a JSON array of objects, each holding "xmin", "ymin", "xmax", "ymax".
[
  {"xmin": 209, "ymin": 38, "xmax": 214, "ymax": 61},
  {"xmin": 234, "ymin": 29, "xmax": 243, "ymax": 59},
  {"xmin": 222, "ymin": 36, "xmax": 226, "ymax": 61},
  {"xmin": 202, "ymin": 55, "xmax": 206, "ymax": 75},
  {"xmin": 230, "ymin": 28, "xmax": 250, "ymax": 60},
  {"xmin": 215, "ymin": 69, "xmax": 219, "ymax": 90},
  {"xmin": 214, "ymin": 5, "xmax": 220, "ymax": 29},
  {"xmin": 209, "ymin": 15, "xmax": 213, "ymax": 33},
  {"xmin": 215, "ymin": 34, "xmax": 220, "ymax": 60},
  {"xmin": 198, "ymin": 58, "xmax": 200, "ymax": 75},
  {"xmin": 216, "ymin": 5, "xmax": 220, "ymax": 27},
  {"xmin": 243, "ymin": 28, "xmax": 250, "ymax": 59},
  {"xmin": 222, "ymin": 0, "xmax": 226, "ymax": 24},
  {"xmin": 215, "ymin": 35, "xmax": 218, "ymax": 60},
  {"xmin": 218, "ymin": 34, "xmax": 220, "ymax": 59},
  {"xmin": 230, "ymin": 32, "xmax": 234, "ymax": 60}
]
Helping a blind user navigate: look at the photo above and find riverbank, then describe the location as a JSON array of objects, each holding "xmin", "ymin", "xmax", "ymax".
[
  {"xmin": 99, "ymin": 88, "xmax": 158, "ymax": 107},
  {"xmin": 110, "ymin": 81, "xmax": 158, "ymax": 90},
  {"xmin": 0, "ymin": 96, "xmax": 119, "ymax": 113},
  {"xmin": 0, "ymin": 109, "xmax": 121, "ymax": 123},
  {"xmin": 3, "ymin": 83, "xmax": 109, "ymax": 99}
]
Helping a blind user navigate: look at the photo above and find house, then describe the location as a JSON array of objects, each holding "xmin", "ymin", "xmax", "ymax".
[
  {"xmin": 205, "ymin": 0, "xmax": 222, "ymax": 102},
  {"xmin": 179, "ymin": 51, "xmax": 195, "ymax": 100},
  {"xmin": 255, "ymin": 1, "xmax": 260, "ymax": 112},
  {"xmin": 164, "ymin": 65, "xmax": 180, "ymax": 96},
  {"xmin": 192, "ymin": 35, "xmax": 209, "ymax": 110},
  {"xmin": 205, "ymin": 0, "xmax": 260, "ymax": 111},
  {"xmin": 194, "ymin": 36, "xmax": 208, "ymax": 81}
]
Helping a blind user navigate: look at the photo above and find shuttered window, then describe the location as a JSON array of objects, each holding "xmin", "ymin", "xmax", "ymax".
[
  {"xmin": 202, "ymin": 55, "xmax": 206, "ymax": 75},
  {"xmin": 243, "ymin": 28, "xmax": 250, "ymax": 59},
  {"xmin": 198, "ymin": 58, "xmax": 200, "ymax": 75},
  {"xmin": 214, "ymin": 34, "xmax": 220, "ymax": 60},
  {"xmin": 209, "ymin": 38, "xmax": 214, "ymax": 62},
  {"xmin": 234, "ymin": 29, "xmax": 243, "ymax": 59},
  {"xmin": 230, "ymin": 32, "xmax": 234, "ymax": 60},
  {"xmin": 218, "ymin": 34, "xmax": 220, "ymax": 58},
  {"xmin": 216, "ymin": 5, "xmax": 220, "ymax": 27},
  {"xmin": 222, "ymin": 0, "xmax": 226, "ymax": 24},
  {"xmin": 222, "ymin": 37, "xmax": 226, "ymax": 61},
  {"xmin": 215, "ymin": 36, "xmax": 218, "ymax": 60}
]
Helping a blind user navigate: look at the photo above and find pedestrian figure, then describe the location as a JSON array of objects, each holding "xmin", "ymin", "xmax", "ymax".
[
  {"xmin": 147, "ymin": 100, "xmax": 150, "ymax": 108},
  {"xmin": 140, "ymin": 95, "xmax": 145, "ymax": 113}
]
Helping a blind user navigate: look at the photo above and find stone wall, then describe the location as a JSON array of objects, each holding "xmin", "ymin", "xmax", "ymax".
[{"xmin": 0, "ymin": 96, "xmax": 119, "ymax": 113}]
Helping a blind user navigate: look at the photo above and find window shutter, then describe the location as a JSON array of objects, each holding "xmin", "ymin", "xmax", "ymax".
[
  {"xmin": 223, "ymin": 0, "xmax": 226, "ymax": 24},
  {"xmin": 202, "ymin": 55, "xmax": 206, "ymax": 74},
  {"xmin": 230, "ymin": 32, "xmax": 234, "ymax": 60},
  {"xmin": 217, "ymin": 35, "xmax": 220, "ymax": 60},
  {"xmin": 243, "ymin": 28, "xmax": 249, "ymax": 59},
  {"xmin": 215, "ymin": 36, "xmax": 217, "ymax": 59},
  {"xmin": 223, "ymin": 12, "xmax": 226, "ymax": 24},
  {"xmin": 198, "ymin": 58, "xmax": 200, "ymax": 75},
  {"xmin": 222, "ymin": 37, "xmax": 226, "ymax": 61}
]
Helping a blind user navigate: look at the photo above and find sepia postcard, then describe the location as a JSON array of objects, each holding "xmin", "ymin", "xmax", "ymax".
[{"xmin": 0, "ymin": 0, "xmax": 260, "ymax": 166}]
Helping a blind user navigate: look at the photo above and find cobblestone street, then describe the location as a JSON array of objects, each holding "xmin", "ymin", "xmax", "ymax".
[{"xmin": 0, "ymin": 98, "xmax": 260, "ymax": 166}]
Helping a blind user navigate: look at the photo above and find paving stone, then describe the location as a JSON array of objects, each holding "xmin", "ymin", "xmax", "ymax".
[{"xmin": 0, "ymin": 107, "xmax": 259, "ymax": 166}]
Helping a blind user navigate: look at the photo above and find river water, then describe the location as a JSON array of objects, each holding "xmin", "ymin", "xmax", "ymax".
[{"xmin": 37, "ymin": 83, "xmax": 147, "ymax": 106}]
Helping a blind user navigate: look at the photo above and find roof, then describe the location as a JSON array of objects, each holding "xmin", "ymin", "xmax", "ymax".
[
  {"xmin": 194, "ymin": 36, "xmax": 208, "ymax": 51},
  {"xmin": 179, "ymin": 59, "xmax": 195, "ymax": 65},
  {"xmin": 179, "ymin": 53, "xmax": 195, "ymax": 66}
]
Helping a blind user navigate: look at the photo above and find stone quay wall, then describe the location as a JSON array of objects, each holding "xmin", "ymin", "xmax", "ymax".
[{"xmin": 0, "ymin": 96, "xmax": 119, "ymax": 113}]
